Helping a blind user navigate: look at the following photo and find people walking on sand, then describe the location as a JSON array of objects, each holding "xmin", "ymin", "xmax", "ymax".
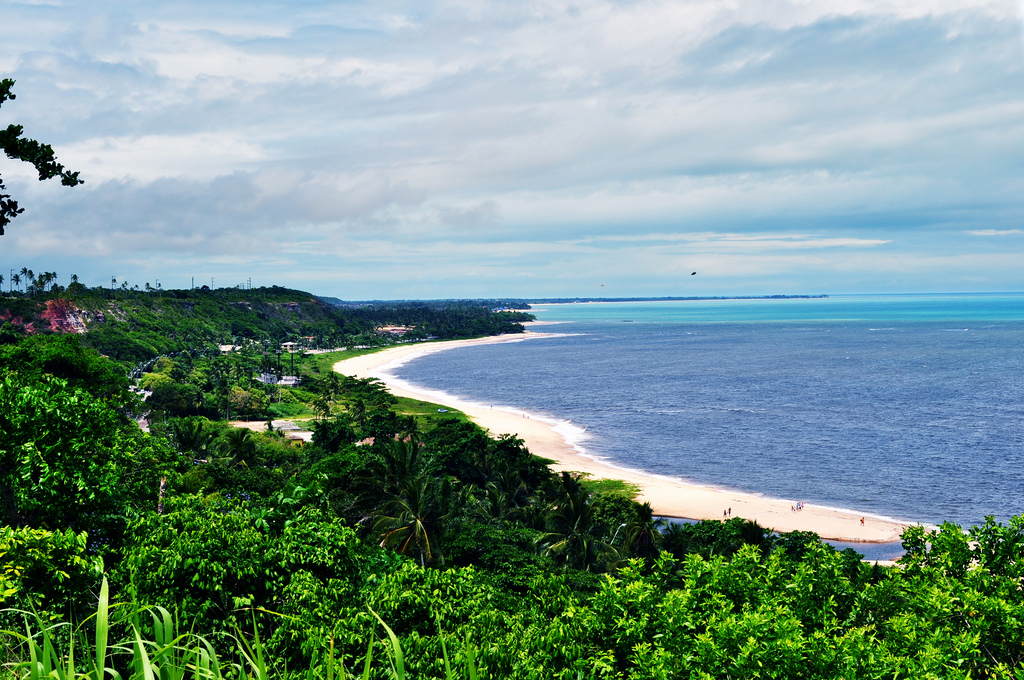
[
  {"xmin": 727, "ymin": 507, "xmax": 732, "ymax": 517},
  {"xmin": 860, "ymin": 517, "xmax": 865, "ymax": 526}
]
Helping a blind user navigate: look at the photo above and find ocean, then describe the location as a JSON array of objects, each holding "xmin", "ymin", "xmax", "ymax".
[{"xmin": 393, "ymin": 294, "xmax": 1024, "ymax": 530}]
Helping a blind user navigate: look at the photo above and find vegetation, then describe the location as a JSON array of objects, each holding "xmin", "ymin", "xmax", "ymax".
[
  {"xmin": 0, "ymin": 79, "xmax": 83, "ymax": 236},
  {"xmin": 3, "ymin": 283, "xmax": 1024, "ymax": 678}
]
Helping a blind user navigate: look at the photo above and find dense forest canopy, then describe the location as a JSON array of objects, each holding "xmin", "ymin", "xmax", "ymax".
[{"xmin": 2, "ymin": 278, "xmax": 1024, "ymax": 679}]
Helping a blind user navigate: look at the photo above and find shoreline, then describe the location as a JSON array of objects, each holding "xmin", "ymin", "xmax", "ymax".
[{"xmin": 333, "ymin": 334, "xmax": 914, "ymax": 543}]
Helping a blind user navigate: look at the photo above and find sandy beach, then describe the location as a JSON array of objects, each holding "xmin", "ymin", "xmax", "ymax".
[{"xmin": 333, "ymin": 334, "xmax": 912, "ymax": 543}]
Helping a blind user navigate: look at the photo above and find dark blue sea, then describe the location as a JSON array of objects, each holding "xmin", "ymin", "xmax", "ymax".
[{"xmin": 394, "ymin": 294, "xmax": 1024, "ymax": 529}]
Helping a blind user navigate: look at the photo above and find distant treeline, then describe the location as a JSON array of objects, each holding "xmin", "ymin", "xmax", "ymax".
[
  {"xmin": 320, "ymin": 297, "xmax": 533, "ymax": 311},
  {"xmin": 342, "ymin": 301, "xmax": 533, "ymax": 340}
]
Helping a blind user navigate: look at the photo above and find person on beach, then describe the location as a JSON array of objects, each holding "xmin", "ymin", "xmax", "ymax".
[
  {"xmin": 727, "ymin": 507, "xmax": 732, "ymax": 517},
  {"xmin": 860, "ymin": 517, "xmax": 865, "ymax": 526}
]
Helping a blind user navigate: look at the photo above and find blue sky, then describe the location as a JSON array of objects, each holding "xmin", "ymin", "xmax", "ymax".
[{"xmin": 2, "ymin": 0, "xmax": 1023, "ymax": 299}]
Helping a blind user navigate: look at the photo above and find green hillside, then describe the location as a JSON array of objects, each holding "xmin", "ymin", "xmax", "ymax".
[
  {"xmin": 3, "ymin": 281, "xmax": 1024, "ymax": 679},
  {"xmin": 0, "ymin": 282, "xmax": 533, "ymax": 366}
]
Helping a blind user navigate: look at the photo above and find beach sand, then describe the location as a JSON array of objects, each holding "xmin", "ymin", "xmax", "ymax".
[{"xmin": 333, "ymin": 334, "xmax": 912, "ymax": 543}]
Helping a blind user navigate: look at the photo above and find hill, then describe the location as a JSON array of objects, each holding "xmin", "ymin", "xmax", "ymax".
[{"xmin": 0, "ymin": 283, "xmax": 534, "ymax": 366}]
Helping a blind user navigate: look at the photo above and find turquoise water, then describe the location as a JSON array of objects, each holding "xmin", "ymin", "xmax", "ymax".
[
  {"xmin": 396, "ymin": 294, "xmax": 1024, "ymax": 528},
  {"xmin": 537, "ymin": 293, "xmax": 1024, "ymax": 324}
]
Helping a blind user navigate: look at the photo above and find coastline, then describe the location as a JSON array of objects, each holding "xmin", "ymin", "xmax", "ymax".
[{"xmin": 333, "ymin": 333, "xmax": 913, "ymax": 543}]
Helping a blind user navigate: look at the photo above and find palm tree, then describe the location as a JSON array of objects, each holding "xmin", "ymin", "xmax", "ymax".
[
  {"xmin": 395, "ymin": 414, "xmax": 420, "ymax": 445},
  {"xmin": 38, "ymin": 271, "xmax": 54, "ymax": 295},
  {"xmin": 476, "ymin": 468, "xmax": 535, "ymax": 525},
  {"xmin": 312, "ymin": 394, "xmax": 331, "ymax": 421},
  {"xmin": 323, "ymin": 371, "xmax": 343, "ymax": 400},
  {"xmin": 215, "ymin": 427, "xmax": 259, "ymax": 467},
  {"xmin": 349, "ymin": 398, "xmax": 367, "ymax": 427},
  {"xmin": 540, "ymin": 471, "xmax": 618, "ymax": 571},
  {"xmin": 169, "ymin": 417, "xmax": 215, "ymax": 460},
  {"xmin": 374, "ymin": 476, "xmax": 441, "ymax": 567},
  {"xmin": 364, "ymin": 439, "xmax": 424, "ymax": 497},
  {"xmin": 623, "ymin": 501, "xmax": 666, "ymax": 560}
]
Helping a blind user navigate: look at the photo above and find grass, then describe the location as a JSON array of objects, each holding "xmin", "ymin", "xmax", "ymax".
[
  {"xmin": 2, "ymin": 579, "xmax": 480, "ymax": 680},
  {"xmin": 579, "ymin": 475, "xmax": 643, "ymax": 499},
  {"xmin": 304, "ymin": 348, "xmax": 386, "ymax": 376},
  {"xmin": 268, "ymin": 402, "xmax": 315, "ymax": 419},
  {"xmin": 393, "ymin": 397, "xmax": 472, "ymax": 434}
]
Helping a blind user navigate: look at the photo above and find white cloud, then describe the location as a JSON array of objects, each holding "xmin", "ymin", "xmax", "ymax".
[
  {"xmin": 590, "ymin": 232, "xmax": 891, "ymax": 250},
  {"xmin": 60, "ymin": 134, "xmax": 267, "ymax": 182},
  {"xmin": 966, "ymin": 228, "xmax": 1023, "ymax": 235},
  {"xmin": 2, "ymin": 0, "xmax": 1024, "ymax": 296}
]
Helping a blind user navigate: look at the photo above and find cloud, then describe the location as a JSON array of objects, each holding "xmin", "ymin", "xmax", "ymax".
[
  {"xmin": 1, "ymin": 0, "xmax": 1023, "ymax": 296},
  {"xmin": 966, "ymin": 229, "xmax": 1023, "ymax": 236}
]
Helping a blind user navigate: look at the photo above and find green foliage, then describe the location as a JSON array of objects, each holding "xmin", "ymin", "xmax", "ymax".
[
  {"xmin": 444, "ymin": 521, "xmax": 548, "ymax": 593},
  {"xmin": 539, "ymin": 472, "xmax": 620, "ymax": 572},
  {"xmin": 0, "ymin": 79, "xmax": 83, "ymax": 236},
  {"xmin": 580, "ymin": 476, "xmax": 642, "ymax": 498},
  {"xmin": 0, "ymin": 526, "xmax": 102, "ymax": 612},
  {"xmin": 8, "ymin": 295, "xmax": 1024, "ymax": 678},
  {"xmin": 0, "ymin": 370, "xmax": 174, "ymax": 550},
  {"xmin": 114, "ymin": 499, "xmax": 370, "ymax": 639},
  {"xmin": 661, "ymin": 516, "xmax": 773, "ymax": 561},
  {"xmin": 0, "ymin": 334, "xmax": 132, "ymax": 407},
  {"xmin": 345, "ymin": 302, "xmax": 532, "ymax": 339}
]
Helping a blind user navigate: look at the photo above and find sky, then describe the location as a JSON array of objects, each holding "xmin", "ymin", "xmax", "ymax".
[{"xmin": 1, "ymin": 0, "xmax": 1023, "ymax": 299}]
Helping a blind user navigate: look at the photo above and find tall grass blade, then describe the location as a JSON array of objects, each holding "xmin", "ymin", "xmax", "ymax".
[
  {"xmin": 369, "ymin": 607, "xmax": 404, "ymax": 680},
  {"xmin": 26, "ymin": 619, "xmax": 41, "ymax": 680},
  {"xmin": 233, "ymin": 612, "xmax": 271, "ymax": 680},
  {"xmin": 325, "ymin": 628, "xmax": 336, "ymax": 680},
  {"xmin": 133, "ymin": 626, "xmax": 156, "ymax": 680},
  {"xmin": 41, "ymin": 625, "xmax": 56, "ymax": 679},
  {"xmin": 435, "ymin": 612, "xmax": 453, "ymax": 680},
  {"xmin": 465, "ymin": 634, "xmax": 478, "ymax": 680},
  {"xmin": 360, "ymin": 634, "xmax": 374, "ymax": 680},
  {"xmin": 94, "ymin": 577, "xmax": 110, "ymax": 680}
]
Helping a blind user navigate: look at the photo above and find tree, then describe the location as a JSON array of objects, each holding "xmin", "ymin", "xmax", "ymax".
[
  {"xmin": 215, "ymin": 427, "xmax": 259, "ymax": 467},
  {"xmin": 0, "ymin": 80, "xmax": 83, "ymax": 235},
  {"xmin": 623, "ymin": 501, "xmax": 666, "ymax": 560},
  {"xmin": 540, "ymin": 472, "xmax": 618, "ymax": 571},
  {"xmin": 0, "ymin": 370, "xmax": 174, "ymax": 550}
]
